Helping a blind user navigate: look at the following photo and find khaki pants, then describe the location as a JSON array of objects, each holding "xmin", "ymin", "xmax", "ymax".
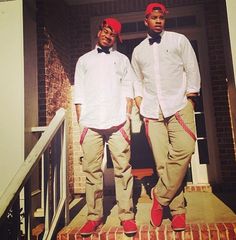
[
  {"xmin": 79, "ymin": 120, "xmax": 134, "ymax": 221},
  {"xmin": 144, "ymin": 101, "xmax": 196, "ymax": 215}
]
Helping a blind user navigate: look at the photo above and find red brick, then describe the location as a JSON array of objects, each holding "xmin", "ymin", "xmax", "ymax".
[
  {"xmin": 91, "ymin": 232, "xmax": 99, "ymax": 240},
  {"xmin": 166, "ymin": 230, "xmax": 175, "ymax": 240},
  {"xmin": 192, "ymin": 230, "xmax": 200, "ymax": 240},
  {"xmin": 224, "ymin": 223, "xmax": 236, "ymax": 240},
  {"xmin": 200, "ymin": 230, "xmax": 210, "ymax": 240},
  {"xmin": 200, "ymin": 224, "xmax": 209, "ymax": 231},
  {"xmin": 191, "ymin": 224, "xmax": 200, "ymax": 239},
  {"xmin": 216, "ymin": 223, "xmax": 228, "ymax": 240},
  {"xmin": 174, "ymin": 231, "xmax": 184, "ymax": 240},
  {"xmin": 149, "ymin": 229, "xmax": 158, "ymax": 240},
  {"xmin": 211, "ymin": 224, "xmax": 221, "ymax": 238},
  {"xmin": 183, "ymin": 230, "xmax": 192, "ymax": 240},
  {"xmin": 137, "ymin": 225, "xmax": 148, "ymax": 239},
  {"xmin": 68, "ymin": 227, "xmax": 80, "ymax": 240},
  {"xmin": 216, "ymin": 223, "xmax": 227, "ymax": 231},
  {"xmin": 133, "ymin": 231, "xmax": 140, "ymax": 240},
  {"xmin": 209, "ymin": 230, "xmax": 219, "ymax": 239},
  {"xmin": 228, "ymin": 230, "xmax": 236, "ymax": 240},
  {"xmin": 115, "ymin": 226, "xmax": 125, "ymax": 239},
  {"xmin": 59, "ymin": 227, "xmax": 74, "ymax": 240},
  {"xmin": 106, "ymin": 226, "xmax": 118, "ymax": 239},
  {"xmin": 200, "ymin": 224, "xmax": 210, "ymax": 240},
  {"xmin": 98, "ymin": 227, "xmax": 108, "ymax": 240},
  {"xmin": 224, "ymin": 223, "xmax": 234, "ymax": 230},
  {"xmin": 156, "ymin": 229, "xmax": 165, "ymax": 240}
]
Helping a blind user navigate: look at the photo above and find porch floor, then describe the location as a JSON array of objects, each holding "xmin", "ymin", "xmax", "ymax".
[{"xmin": 57, "ymin": 181, "xmax": 236, "ymax": 240}]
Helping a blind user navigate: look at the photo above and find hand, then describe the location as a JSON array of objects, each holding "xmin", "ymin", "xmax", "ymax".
[
  {"xmin": 135, "ymin": 96, "xmax": 142, "ymax": 110},
  {"xmin": 126, "ymin": 112, "xmax": 131, "ymax": 120},
  {"xmin": 126, "ymin": 97, "xmax": 133, "ymax": 114}
]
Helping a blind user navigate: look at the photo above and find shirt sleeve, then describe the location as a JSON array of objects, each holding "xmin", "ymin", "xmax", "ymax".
[
  {"xmin": 121, "ymin": 57, "xmax": 135, "ymax": 99},
  {"xmin": 131, "ymin": 48, "xmax": 143, "ymax": 98},
  {"xmin": 73, "ymin": 58, "xmax": 85, "ymax": 104},
  {"xmin": 180, "ymin": 35, "xmax": 201, "ymax": 94}
]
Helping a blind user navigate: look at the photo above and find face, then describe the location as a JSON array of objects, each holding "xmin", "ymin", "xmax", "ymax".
[
  {"xmin": 145, "ymin": 11, "xmax": 165, "ymax": 34},
  {"xmin": 97, "ymin": 26, "xmax": 117, "ymax": 48}
]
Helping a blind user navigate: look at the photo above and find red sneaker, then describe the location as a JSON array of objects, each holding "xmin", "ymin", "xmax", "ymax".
[
  {"xmin": 150, "ymin": 188, "xmax": 163, "ymax": 227},
  {"xmin": 171, "ymin": 214, "xmax": 186, "ymax": 231},
  {"xmin": 121, "ymin": 219, "xmax": 137, "ymax": 235},
  {"xmin": 79, "ymin": 220, "xmax": 102, "ymax": 237}
]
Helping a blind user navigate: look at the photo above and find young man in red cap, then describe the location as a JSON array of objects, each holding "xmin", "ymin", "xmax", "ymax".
[
  {"xmin": 74, "ymin": 17, "xmax": 137, "ymax": 237},
  {"xmin": 132, "ymin": 3, "xmax": 201, "ymax": 231}
]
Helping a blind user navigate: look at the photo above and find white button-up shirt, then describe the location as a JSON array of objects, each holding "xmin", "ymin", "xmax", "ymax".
[
  {"xmin": 132, "ymin": 30, "xmax": 201, "ymax": 119},
  {"xmin": 74, "ymin": 46, "xmax": 135, "ymax": 129}
]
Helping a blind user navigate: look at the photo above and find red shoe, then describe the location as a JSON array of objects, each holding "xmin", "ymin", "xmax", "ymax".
[
  {"xmin": 79, "ymin": 220, "xmax": 102, "ymax": 236},
  {"xmin": 171, "ymin": 214, "xmax": 186, "ymax": 231},
  {"xmin": 150, "ymin": 188, "xmax": 163, "ymax": 227},
  {"xmin": 121, "ymin": 219, "xmax": 137, "ymax": 235}
]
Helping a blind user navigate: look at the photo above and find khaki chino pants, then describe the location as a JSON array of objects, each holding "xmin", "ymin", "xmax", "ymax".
[
  {"xmin": 144, "ymin": 101, "xmax": 196, "ymax": 215},
  {"xmin": 79, "ymin": 120, "xmax": 134, "ymax": 221}
]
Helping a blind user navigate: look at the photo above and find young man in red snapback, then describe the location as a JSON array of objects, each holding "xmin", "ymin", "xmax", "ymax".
[
  {"xmin": 74, "ymin": 17, "xmax": 137, "ymax": 237},
  {"xmin": 132, "ymin": 3, "xmax": 201, "ymax": 231}
]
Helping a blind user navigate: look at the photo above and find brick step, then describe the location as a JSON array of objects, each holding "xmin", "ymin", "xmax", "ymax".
[
  {"xmin": 56, "ymin": 189, "xmax": 236, "ymax": 240},
  {"xmin": 57, "ymin": 222, "xmax": 236, "ymax": 240}
]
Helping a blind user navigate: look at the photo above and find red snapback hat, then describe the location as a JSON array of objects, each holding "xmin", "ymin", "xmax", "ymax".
[
  {"xmin": 145, "ymin": 3, "xmax": 169, "ymax": 16},
  {"xmin": 101, "ymin": 18, "xmax": 122, "ymax": 42}
]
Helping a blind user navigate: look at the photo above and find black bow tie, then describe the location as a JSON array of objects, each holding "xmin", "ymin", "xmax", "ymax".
[
  {"xmin": 149, "ymin": 35, "xmax": 161, "ymax": 45},
  {"xmin": 97, "ymin": 47, "xmax": 110, "ymax": 54}
]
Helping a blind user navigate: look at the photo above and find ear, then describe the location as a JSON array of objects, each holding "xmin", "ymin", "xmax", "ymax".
[
  {"xmin": 97, "ymin": 30, "xmax": 101, "ymax": 38},
  {"xmin": 144, "ymin": 18, "xmax": 148, "ymax": 26}
]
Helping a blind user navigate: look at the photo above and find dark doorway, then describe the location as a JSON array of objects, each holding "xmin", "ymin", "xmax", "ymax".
[
  {"xmin": 117, "ymin": 37, "xmax": 156, "ymax": 170},
  {"xmin": 117, "ymin": 38, "xmax": 144, "ymax": 60},
  {"xmin": 130, "ymin": 124, "xmax": 155, "ymax": 169}
]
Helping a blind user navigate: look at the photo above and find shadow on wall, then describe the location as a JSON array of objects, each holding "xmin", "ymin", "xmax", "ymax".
[{"xmin": 213, "ymin": 191, "xmax": 236, "ymax": 214}]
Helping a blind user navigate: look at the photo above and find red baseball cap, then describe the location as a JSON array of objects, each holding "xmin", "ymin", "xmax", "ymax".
[
  {"xmin": 101, "ymin": 18, "xmax": 122, "ymax": 42},
  {"xmin": 145, "ymin": 3, "xmax": 169, "ymax": 16}
]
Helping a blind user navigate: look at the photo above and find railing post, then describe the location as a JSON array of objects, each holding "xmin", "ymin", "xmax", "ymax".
[{"xmin": 63, "ymin": 112, "xmax": 69, "ymax": 225}]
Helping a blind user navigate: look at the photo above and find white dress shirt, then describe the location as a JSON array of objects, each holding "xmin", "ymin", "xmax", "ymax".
[
  {"xmin": 132, "ymin": 30, "xmax": 201, "ymax": 119},
  {"xmin": 74, "ymin": 46, "xmax": 135, "ymax": 129}
]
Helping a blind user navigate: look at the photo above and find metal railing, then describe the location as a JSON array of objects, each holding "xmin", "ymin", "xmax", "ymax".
[{"xmin": 0, "ymin": 108, "xmax": 69, "ymax": 239}]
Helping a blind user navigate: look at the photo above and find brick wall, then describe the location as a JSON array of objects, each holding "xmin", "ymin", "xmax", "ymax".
[
  {"xmin": 204, "ymin": 0, "xmax": 236, "ymax": 184},
  {"xmin": 36, "ymin": 0, "xmax": 75, "ymax": 195}
]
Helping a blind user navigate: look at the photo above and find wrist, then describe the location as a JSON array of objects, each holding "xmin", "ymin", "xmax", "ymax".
[{"xmin": 126, "ymin": 113, "xmax": 131, "ymax": 119}]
